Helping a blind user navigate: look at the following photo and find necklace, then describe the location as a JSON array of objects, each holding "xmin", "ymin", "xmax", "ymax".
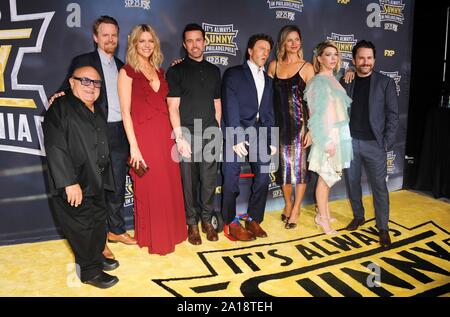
[{"xmin": 142, "ymin": 64, "xmax": 158, "ymax": 83}]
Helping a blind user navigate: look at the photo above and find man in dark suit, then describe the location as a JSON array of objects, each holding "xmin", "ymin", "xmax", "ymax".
[
  {"xmin": 221, "ymin": 34, "xmax": 277, "ymax": 241},
  {"xmin": 57, "ymin": 16, "xmax": 136, "ymax": 258},
  {"xmin": 340, "ymin": 40, "xmax": 399, "ymax": 248},
  {"xmin": 44, "ymin": 66, "xmax": 119, "ymax": 288}
]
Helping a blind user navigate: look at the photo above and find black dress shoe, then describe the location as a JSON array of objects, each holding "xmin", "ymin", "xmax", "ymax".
[
  {"xmin": 83, "ymin": 272, "xmax": 119, "ymax": 289},
  {"xmin": 379, "ymin": 230, "xmax": 392, "ymax": 248},
  {"xmin": 102, "ymin": 258, "xmax": 119, "ymax": 271},
  {"xmin": 345, "ymin": 218, "xmax": 365, "ymax": 231}
]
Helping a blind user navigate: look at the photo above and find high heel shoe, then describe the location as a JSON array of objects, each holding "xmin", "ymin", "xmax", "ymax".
[
  {"xmin": 285, "ymin": 220, "xmax": 297, "ymax": 229},
  {"xmin": 315, "ymin": 214, "xmax": 338, "ymax": 235},
  {"xmin": 315, "ymin": 205, "xmax": 337, "ymax": 223},
  {"xmin": 281, "ymin": 214, "xmax": 289, "ymax": 223}
]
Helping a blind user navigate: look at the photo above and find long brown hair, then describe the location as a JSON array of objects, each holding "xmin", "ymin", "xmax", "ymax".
[{"xmin": 276, "ymin": 25, "xmax": 303, "ymax": 62}]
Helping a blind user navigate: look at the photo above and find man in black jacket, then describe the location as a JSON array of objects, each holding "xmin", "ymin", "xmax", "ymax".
[
  {"xmin": 56, "ymin": 16, "xmax": 136, "ymax": 259},
  {"xmin": 44, "ymin": 66, "xmax": 119, "ymax": 288}
]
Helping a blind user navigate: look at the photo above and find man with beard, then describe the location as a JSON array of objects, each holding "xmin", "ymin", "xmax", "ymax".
[
  {"xmin": 340, "ymin": 40, "xmax": 399, "ymax": 248},
  {"xmin": 166, "ymin": 23, "xmax": 222, "ymax": 245},
  {"xmin": 56, "ymin": 16, "xmax": 136, "ymax": 260}
]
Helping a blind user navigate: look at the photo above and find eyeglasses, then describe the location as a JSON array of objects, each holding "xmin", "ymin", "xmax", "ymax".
[{"xmin": 72, "ymin": 76, "xmax": 102, "ymax": 88}]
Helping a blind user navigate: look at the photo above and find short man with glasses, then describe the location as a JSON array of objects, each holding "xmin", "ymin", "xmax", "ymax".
[
  {"xmin": 44, "ymin": 66, "xmax": 119, "ymax": 289},
  {"xmin": 53, "ymin": 16, "xmax": 136, "ymax": 261}
]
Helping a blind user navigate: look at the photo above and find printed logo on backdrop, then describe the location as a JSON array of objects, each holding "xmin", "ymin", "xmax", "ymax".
[
  {"xmin": 202, "ymin": 23, "xmax": 238, "ymax": 66},
  {"xmin": 267, "ymin": 0, "xmax": 304, "ymax": 21},
  {"xmin": 0, "ymin": 0, "xmax": 54, "ymax": 156},
  {"xmin": 326, "ymin": 33, "xmax": 357, "ymax": 70},
  {"xmin": 269, "ymin": 163, "xmax": 282, "ymax": 199},
  {"xmin": 380, "ymin": 71, "xmax": 401, "ymax": 96},
  {"xmin": 367, "ymin": 0, "xmax": 405, "ymax": 32},
  {"xmin": 124, "ymin": 0, "xmax": 151, "ymax": 10},
  {"xmin": 386, "ymin": 150, "xmax": 396, "ymax": 175},
  {"xmin": 124, "ymin": 175, "xmax": 134, "ymax": 207}
]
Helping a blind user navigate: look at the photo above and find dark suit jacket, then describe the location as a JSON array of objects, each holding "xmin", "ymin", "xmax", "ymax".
[
  {"xmin": 340, "ymin": 71, "xmax": 399, "ymax": 150},
  {"xmin": 221, "ymin": 62, "xmax": 275, "ymax": 145},
  {"xmin": 43, "ymin": 91, "xmax": 115, "ymax": 197},
  {"xmin": 59, "ymin": 50, "xmax": 124, "ymax": 117}
]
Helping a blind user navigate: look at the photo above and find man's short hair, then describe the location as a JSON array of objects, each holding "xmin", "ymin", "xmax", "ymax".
[
  {"xmin": 352, "ymin": 40, "xmax": 376, "ymax": 59},
  {"xmin": 245, "ymin": 34, "xmax": 273, "ymax": 60},
  {"xmin": 92, "ymin": 15, "xmax": 119, "ymax": 35},
  {"xmin": 182, "ymin": 23, "xmax": 205, "ymax": 41}
]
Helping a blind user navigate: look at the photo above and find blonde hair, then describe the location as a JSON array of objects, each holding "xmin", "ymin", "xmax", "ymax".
[
  {"xmin": 312, "ymin": 40, "xmax": 341, "ymax": 74},
  {"xmin": 276, "ymin": 25, "xmax": 303, "ymax": 62},
  {"xmin": 126, "ymin": 24, "xmax": 163, "ymax": 71}
]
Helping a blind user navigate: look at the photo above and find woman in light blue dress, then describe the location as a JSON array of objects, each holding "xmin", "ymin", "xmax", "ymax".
[{"xmin": 304, "ymin": 40, "xmax": 353, "ymax": 235}]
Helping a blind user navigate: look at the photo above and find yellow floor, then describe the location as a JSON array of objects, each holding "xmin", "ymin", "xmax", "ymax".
[{"xmin": 0, "ymin": 190, "xmax": 449, "ymax": 296}]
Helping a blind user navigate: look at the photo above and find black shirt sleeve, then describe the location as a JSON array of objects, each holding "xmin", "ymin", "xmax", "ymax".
[
  {"xmin": 214, "ymin": 67, "xmax": 221, "ymax": 100},
  {"xmin": 43, "ymin": 103, "xmax": 77, "ymax": 190},
  {"xmin": 166, "ymin": 66, "xmax": 182, "ymax": 97}
]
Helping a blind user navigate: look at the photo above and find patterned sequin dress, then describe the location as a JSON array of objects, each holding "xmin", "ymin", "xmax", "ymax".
[{"xmin": 273, "ymin": 62, "xmax": 310, "ymax": 185}]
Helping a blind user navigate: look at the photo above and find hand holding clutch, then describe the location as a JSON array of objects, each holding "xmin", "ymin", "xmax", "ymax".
[{"xmin": 127, "ymin": 157, "xmax": 148, "ymax": 177}]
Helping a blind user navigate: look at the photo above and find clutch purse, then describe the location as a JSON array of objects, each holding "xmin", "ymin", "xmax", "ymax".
[
  {"xmin": 127, "ymin": 157, "xmax": 148, "ymax": 177},
  {"xmin": 317, "ymin": 157, "xmax": 341, "ymax": 188}
]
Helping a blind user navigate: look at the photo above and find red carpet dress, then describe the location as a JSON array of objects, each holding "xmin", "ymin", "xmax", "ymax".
[
  {"xmin": 123, "ymin": 64, "xmax": 187, "ymax": 255},
  {"xmin": 273, "ymin": 62, "xmax": 310, "ymax": 185}
]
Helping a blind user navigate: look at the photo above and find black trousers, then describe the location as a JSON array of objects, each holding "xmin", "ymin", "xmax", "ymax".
[
  {"xmin": 53, "ymin": 193, "xmax": 107, "ymax": 282},
  {"xmin": 105, "ymin": 121, "xmax": 129, "ymax": 234},
  {"xmin": 179, "ymin": 133, "xmax": 218, "ymax": 225}
]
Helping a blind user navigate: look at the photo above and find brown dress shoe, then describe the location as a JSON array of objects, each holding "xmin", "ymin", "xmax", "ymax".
[
  {"xmin": 228, "ymin": 222, "xmax": 256, "ymax": 241},
  {"xmin": 245, "ymin": 220, "xmax": 268, "ymax": 238},
  {"xmin": 345, "ymin": 218, "xmax": 365, "ymax": 231},
  {"xmin": 201, "ymin": 221, "xmax": 218, "ymax": 241},
  {"xmin": 107, "ymin": 232, "xmax": 137, "ymax": 245},
  {"xmin": 188, "ymin": 224, "xmax": 202, "ymax": 245},
  {"xmin": 103, "ymin": 244, "xmax": 115, "ymax": 260}
]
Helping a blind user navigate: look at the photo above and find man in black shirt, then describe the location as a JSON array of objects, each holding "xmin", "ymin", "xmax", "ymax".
[
  {"xmin": 167, "ymin": 24, "xmax": 222, "ymax": 245},
  {"xmin": 44, "ymin": 66, "xmax": 119, "ymax": 288},
  {"xmin": 340, "ymin": 40, "xmax": 399, "ymax": 248}
]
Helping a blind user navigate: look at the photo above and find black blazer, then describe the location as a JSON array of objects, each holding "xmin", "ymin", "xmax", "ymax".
[
  {"xmin": 340, "ymin": 71, "xmax": 399, "ymax": 150},
  {"xmin": 221, "ymin": 62, "xmax": 275, "ymax": 144},
  {"xmin": 59, "ymin": 50, "xmax": 124, "ymax": 117},
  {"xmin": 43, "ymin": 91, "xmax": 115, "ymax": 197}
]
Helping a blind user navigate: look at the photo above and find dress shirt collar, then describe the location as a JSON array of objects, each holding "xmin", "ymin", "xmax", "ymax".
[
  {"xmin": 97, "ymin": 48, "xmax": 114, "ymax": 65},
  {"xmin": 247, "ymin": 59, "xmax": 265, "ymax": 75}
]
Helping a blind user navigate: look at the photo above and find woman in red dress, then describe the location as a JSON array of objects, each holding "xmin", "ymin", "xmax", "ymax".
[{"xmin": 118, "ymin": 24, "xmax": 187, "ymax": 255}]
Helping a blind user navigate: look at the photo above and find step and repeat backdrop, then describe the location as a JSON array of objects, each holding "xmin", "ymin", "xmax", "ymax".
[{"xmin": 0, "ymin": 0, "xmax": 414, "ymax": 244}]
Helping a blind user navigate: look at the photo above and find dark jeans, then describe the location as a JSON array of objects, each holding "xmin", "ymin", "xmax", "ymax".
[
  {"xmin": 106, "ymin": 121, "xmax": 129, "ymax": 234},
  {"xmin": 53, "ymin": 193, "xmax": 107, "ymax": 282},
  {"xmin": 344, "ymin": 139, "xmax": 390, "ymax": 230}
]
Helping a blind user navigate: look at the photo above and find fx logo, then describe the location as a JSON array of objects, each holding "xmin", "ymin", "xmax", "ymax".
[{"xmin": 384, "ymin": 50, "xmax": 395, "ymax": 57}]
